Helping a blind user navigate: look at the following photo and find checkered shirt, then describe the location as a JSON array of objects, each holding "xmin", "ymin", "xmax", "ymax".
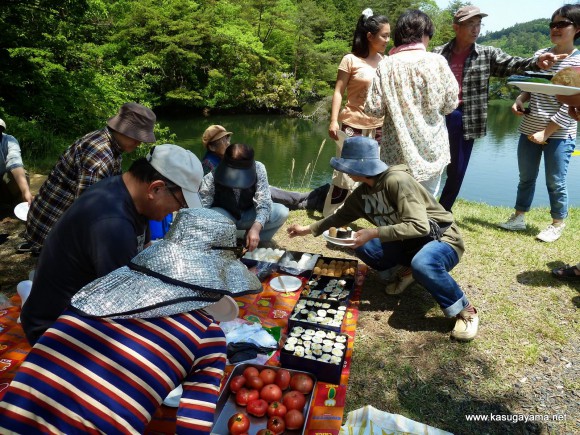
[
  {"xmin": 25, "ymin": 127, "xmax": 123, "ymax": 247},
  {"xmin": 433, "ymin": 39, "xmax": 538, "ymax": 140}
]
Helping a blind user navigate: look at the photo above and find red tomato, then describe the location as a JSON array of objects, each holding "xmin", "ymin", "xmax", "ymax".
[
  {"xmin": 259, "ymin": 368, "xmax": 277, "ymax": 385},
  {"xmin": 256, "ymin": 430, "xmax": 276, "ymax": 435},
  {"xmin": 235, "ymin": 388, "xmax": 259, "ymax": 406},
  {"xmin": 245, "ymin": 375, "xmax": 264, "ymax": 390},
  {"xmin": 267, "ymin": 401, "xmax": 287, "ymax": 418},
  {"xmin": 227, "ymin": 412, "xmax": 250, "ymax": 435},
  {"xmin": 260, "ymin": 383, "xmax": 282, "ymax": 403},
  {"xmin": 285, "ymin": 409, "xmax": 305, "ymax": 430},
  {"xmin": 274, "ymin": 368, "xmax": 291, "ymax": 390},
  {"xmin": 229, "ymin": 375, "xmax": 246, "ymax": 394},
  {"xmin": 242, "ymin": 366, "xmax": 259, "ymax": 379},
  {"xmin": 289, "ymin": 373, "xmax": 314, "ymax": 394},
  {"xmin": 282, "ymin": 390, "xmax": 306, "ymax": 411},
  {"xmin": 267, "ymin": 416, "xmax": 286, "ymax": 435},
  {"xmin": 246, "ymin": 398, "xmax": 268, "ymax": 417}
]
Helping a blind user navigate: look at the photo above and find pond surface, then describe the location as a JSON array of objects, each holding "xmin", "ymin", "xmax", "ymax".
[{"xmin": 158, "ymin": 103, "xmax": 580, "ymax": 207}]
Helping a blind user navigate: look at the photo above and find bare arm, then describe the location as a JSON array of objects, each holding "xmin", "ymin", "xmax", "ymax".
[
  {"xmin": 328, "ymin": 69, "xmax": 350, "ymax": 140},
  {"xmin": 10, "ymin": 166, "xmax": 32, "ymax": 204}
]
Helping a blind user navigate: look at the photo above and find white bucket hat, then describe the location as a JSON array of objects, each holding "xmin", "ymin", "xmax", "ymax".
[{"xmin": 71, "ymin": 208, "xmax": 262, "ymax": 319}]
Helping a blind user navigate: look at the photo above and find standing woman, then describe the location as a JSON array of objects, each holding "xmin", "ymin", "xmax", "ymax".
[
  {"xmin": 365, "ymin": 9, "xmax": 458, "ymax": 196},
  {"xmin": 324, "ymin": 8, "xmax": 390, "ymax": 217},
  {"xmin": 499, "ymin": 4, "xmax": 580, "ymax": 242}
]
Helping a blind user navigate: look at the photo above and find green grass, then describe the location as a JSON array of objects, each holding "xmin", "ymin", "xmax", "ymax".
[{"xmin": 276, "ymin": 198, "xmax": 579, "ymax": 434}]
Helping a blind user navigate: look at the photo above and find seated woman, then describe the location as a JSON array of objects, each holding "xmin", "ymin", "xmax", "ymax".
[
  {"xmin": 200, "ymin": 143, "xmax": 289, "ymax": 251},
  {"xmin": 0, "ymin": 208, "xmax": 262, "ymax": 434},
  {"xmin": 201, "ymin": 125, "xmax": 329, "ymax": 212}
]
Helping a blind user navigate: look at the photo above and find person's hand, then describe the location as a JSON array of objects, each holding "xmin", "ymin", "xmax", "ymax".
[
  {"xmin": 23, "ymin": 190, "xmax": 33, "ymax": 206},
  {"xmin": 287, "ymin": 224, "xmax": 310, "ymax": 238},
  {"xmin": 536, "ymin": 52, "xmax": 568, "ymax": 70},
  {"xmin": 328, "ymin": 121, "xmax": 340, "ymax": 141},
  {"xmin": 245, "ymin": 222, "xmax": 262, "ymax": 252},
  {"xmin": 351, "ymin": 228, "xmax": 379, "ymax": 248},
  {"xmin": 511, "ymin": 100, "xmax": 528, "ymax": 116},
  {"xmin": 527, "ymin": 131, "xmax": 548, "ymax": 145},
  {"xmin": 568, "ymin": 105, "xmax": 580, "ymax": 121}
]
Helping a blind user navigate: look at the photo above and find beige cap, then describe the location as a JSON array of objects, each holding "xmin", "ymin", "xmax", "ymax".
[
  {"xmin": 202, "ymin": 125, "xmax": 232, "ymax": 148},
  {"xmin": 454, "ymin": 5, "xmax": 488, "ymax": 23}
]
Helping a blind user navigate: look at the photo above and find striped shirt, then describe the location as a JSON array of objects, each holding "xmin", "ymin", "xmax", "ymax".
[
  {"xmin": 0, "ymin": 309, "xmax": 226, "ymax": 434},
  {"xmin": 25, "ymin": 127, "xmax": 123, "ymax": 248},
  {"xmin": 519, "ymin": 48, "xmax": 580, "ymax": 139},
  {"xmin": 433, "ymin": 40, "xmax": 539, "ymax": 140}
]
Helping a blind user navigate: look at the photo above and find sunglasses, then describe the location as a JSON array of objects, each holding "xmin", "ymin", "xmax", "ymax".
[{"xmin": 549, "ymin": 21, "xmax": 574, "ymax": 29}]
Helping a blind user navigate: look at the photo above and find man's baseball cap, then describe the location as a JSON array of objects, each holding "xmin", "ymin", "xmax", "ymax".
[
  {"xmin": 454, "ymin": 5, "xmax": 488, "ymax": 23},
  {"xmin": 202, "ymin": 125, "xmax": 232, "ymax": 147},
  {"xmin": 146, "ymin": 144, "xmax": 203, "ymax": 208}
]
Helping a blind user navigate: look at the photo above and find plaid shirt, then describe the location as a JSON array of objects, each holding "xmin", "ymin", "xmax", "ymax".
[
  {"xmin": 433, "ymin": 39, "xmax": 538, "ymax": 140},
  {"xmin": 25, "ymin": 127, "xmax": 123, "ymax": 247}
]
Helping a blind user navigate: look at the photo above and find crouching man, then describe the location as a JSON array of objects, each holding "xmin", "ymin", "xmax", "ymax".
[{"xmin": 287, "ymin": 136, "xmax": 479, "ymax": 341}]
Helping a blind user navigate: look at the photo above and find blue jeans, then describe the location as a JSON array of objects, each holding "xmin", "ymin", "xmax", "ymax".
[
  {"xmin": 355, "ymin": 238, "xmax": 469, "ymax": 317},
  {"xmin": 439, "ymin": 108, "xmax": 475, "ymax": 211},
  {"xmin": 515, "ymin": 134, "xmax": 575, "ymax": 219},
  {"xmin": 211, "ymin": 203, "xmax": 289, "ymax": 241}
]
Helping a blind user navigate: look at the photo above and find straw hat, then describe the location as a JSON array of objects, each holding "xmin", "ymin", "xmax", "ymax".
[{"xmin": 71, "ymin": 208, "xmax": 262, "ymax": 319}]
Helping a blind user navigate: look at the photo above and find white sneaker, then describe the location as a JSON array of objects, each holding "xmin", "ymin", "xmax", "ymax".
[
  {"xmin": 451, "ymin": 308, "xmax": 479, "ymax": 341},
  {"xmin": 536, "ymin": 223, "xmax": 565, "ymax": 243},
  {"xmin": 498, "ymin": 213, "xmax": 526, "ymax": 231}
]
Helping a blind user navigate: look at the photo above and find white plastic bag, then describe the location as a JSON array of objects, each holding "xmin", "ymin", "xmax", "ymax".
[{"xmin": 339, "ymin": 405, "xmax": 452, "ymax": 435}]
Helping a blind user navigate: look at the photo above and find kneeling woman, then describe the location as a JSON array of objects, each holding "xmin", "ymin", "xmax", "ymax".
[{"xmin": 200, "ymin": 143, "xmax": 289, "ymax": 251}]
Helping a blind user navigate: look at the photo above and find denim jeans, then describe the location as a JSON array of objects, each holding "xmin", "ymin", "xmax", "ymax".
[
  {"xmin": 355, "ymin": 238, "xmax": 469, "ymax": 317},
  {"xmin": 439, "ymin": 108, "xmax": 475, "ymax": 211},
  {"xmin": 211, "ymin": 203, "xmax": 289, "ymax": 241},
  {"xmin": 515, "ymin": 134, "xmax": 575, "ymax": 219}
]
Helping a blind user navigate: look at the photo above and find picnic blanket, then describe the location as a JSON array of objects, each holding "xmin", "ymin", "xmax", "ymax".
[{"xmin": 0, "ymin": 264, "xmax": 367, "ymax": 435}]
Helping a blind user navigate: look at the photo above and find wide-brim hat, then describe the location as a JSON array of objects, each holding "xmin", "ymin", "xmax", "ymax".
[
  {"xmin": 330, "ymin": 136, "xmax": 388, "ymax": 177},
  {"xmin": 107, "ymin": 102, "xmax": 156, "ymax": 143},
  {"xmin": 0, "ymin": 118, "xmax": 6, "ymax": 131},
  {"xmin": 202, "ymin": 125, "xmax": 233, "ymax": 147},
  {"xmin": 70, "ymin": 208, "xmax": 262, "ymax": 319},
  {"xmin": 214, "ymin": 153, "xmax": 257, "ymax": 189}
]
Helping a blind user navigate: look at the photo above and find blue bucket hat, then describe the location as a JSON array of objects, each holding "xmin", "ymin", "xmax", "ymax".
[{"xmin": 330, "ymin": 136, "xmax": 388, "ymax": 177}]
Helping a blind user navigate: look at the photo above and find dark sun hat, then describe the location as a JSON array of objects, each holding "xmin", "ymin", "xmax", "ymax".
[
  {"xmin": 214, "ymin": 152, "xmax": 257, "ymax": 189},
  {"xmin": 70, "ymin": 208, "xmax": 262, "ymax": 319},
  {"xmin": 330, "ymin": 136, "xmax": 388, "ymax": 177},
  {"xmin": 107, "ymin": 102, "xmax": 156, "ymax": 143}
]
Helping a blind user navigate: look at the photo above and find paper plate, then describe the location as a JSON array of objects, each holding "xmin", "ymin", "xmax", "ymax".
[
  {"xmin": 269, "ymin": 275, "xmax": 302, "ymax": 292},
  {"xmin": 508, "ymin": 81, "xmax": 580, "ymax": 96},
  {"xmin": 13, "ymin": 202, "xmax": 29, "ymax": 221},
  {"xmin": 203, "ymin": 295, "xmax": 239, "ymax": 322},
  {"xmin": 322, "ymin": 230, "xmax": 356, "ymax": 247},
  {"xmin": 162, "ymin": 384, "xmax": 183, "ymax": 407}
]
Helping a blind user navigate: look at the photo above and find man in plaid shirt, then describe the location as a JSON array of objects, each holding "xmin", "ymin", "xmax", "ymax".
[
  {"xmin": 19, "ymin": 103, "xmax": 156, "ymax": 254},
  {"xmin": 433, "ymin": 5, "xmax": 564, "ymax": 211}
]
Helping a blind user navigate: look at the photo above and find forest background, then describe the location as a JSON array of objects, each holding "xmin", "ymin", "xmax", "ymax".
[{"xmin": 0, "ymin": 0, "xmax": 555, "ymax": 169}]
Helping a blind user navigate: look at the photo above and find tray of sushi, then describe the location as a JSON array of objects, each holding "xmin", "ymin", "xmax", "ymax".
[
  {"xmin": 288, "ymin": 298, "xmax": 346, "ymax": 332},
  {"xmin": 280, "ymin": 326, "xmax": 348, "ymax": 384},
  {"xmin": 312, "ymin": 257, "xmax": 358, "ymax": 278},
  {"xmin": 301, "ymin": 276, "xmax": 354, "ymax": 303}
]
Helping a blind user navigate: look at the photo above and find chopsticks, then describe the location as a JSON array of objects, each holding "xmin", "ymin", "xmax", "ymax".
[{"xmin": 277, "ymin": 276, "xmax": 290, "ymax": 296}]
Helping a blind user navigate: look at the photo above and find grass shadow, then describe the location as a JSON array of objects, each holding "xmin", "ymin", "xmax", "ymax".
[{"xmin": 461, "ymin": 216, "xmax": 541, "ymax": 236}]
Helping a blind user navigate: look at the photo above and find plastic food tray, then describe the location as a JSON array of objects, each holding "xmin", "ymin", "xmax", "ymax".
[
  {"xmin": 312, "ymin": 256, "xmax": 358, "ymax": 278},
  {"xmin": 300, "ymin": 275, "xmax": 354, "ymax": 303},
  {"xmin": 288, "ymin": 298, "xmax": 345, "ymax": 333},
  {"xmin": 280, "ymin": 326, "xmax": 348, "ymax": 385},
  {"xmin": 277, "ymin": 250, "xmax": 320, "ymax": 278},
  {"xmin": 211, "ymin": 363, "xmax": 316, "ymax": 435}
]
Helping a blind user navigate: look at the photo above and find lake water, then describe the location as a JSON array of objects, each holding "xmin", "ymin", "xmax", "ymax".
[{"xmin": 158, "ymin": 102, "xmax": 580, "ymax": 207}]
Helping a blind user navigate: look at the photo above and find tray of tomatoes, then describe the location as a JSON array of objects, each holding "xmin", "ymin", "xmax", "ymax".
[{"xmin": 212, "ymin": 363, "xmax": 316, "ymax": 435}]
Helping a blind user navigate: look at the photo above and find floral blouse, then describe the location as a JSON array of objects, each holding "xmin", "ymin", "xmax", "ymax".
[{"xmin": 365, "ymin": 51, "xmax": 458, "ymax": 182}]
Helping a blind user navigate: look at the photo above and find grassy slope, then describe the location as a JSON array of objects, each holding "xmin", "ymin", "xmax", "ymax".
[{"xmin": 278, "ymin": 199, "xmax": 579, "ymax": 434}]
